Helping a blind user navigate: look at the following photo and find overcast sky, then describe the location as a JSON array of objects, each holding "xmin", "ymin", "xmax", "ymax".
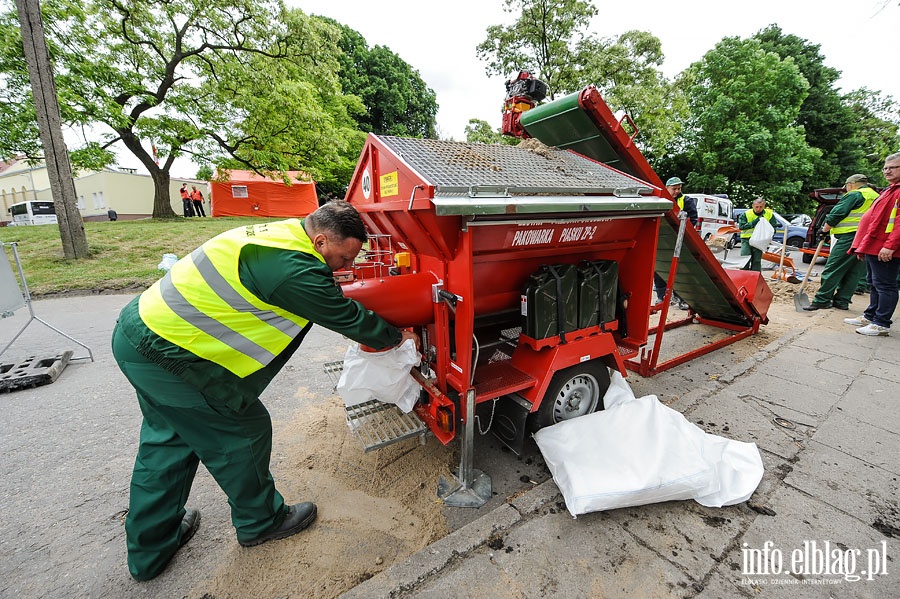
[
  {"xmin": 117, "ymin": 0, "xmax": 899, "ymax": 176},
  {"xmin": 292, "ymin": 0, "xmax": 900, "ymax": 141}
]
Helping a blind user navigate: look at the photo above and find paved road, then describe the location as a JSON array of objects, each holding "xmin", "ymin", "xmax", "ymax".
[{"xmin": 1, "ymin": 293, "xmax": 898, "ymax": 598}]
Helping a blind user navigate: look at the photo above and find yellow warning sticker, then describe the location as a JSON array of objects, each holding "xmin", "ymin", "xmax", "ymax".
[{"xmin": 380, "ymin": 171, "xmax": 399, "ymax": 198}]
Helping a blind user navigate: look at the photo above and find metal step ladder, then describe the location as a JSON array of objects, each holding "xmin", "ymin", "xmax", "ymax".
[{"xmin": 324, "ymin": 360, "xmax": 428, "ymax": 453}]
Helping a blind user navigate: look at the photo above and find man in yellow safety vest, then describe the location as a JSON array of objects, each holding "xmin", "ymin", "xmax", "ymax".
[{"xmin": 803, "ymin": 174, "xmax": 878, "ymax": 311}]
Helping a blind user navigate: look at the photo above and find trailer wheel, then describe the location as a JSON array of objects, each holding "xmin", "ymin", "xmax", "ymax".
[
  {"xmin": 530, "ymin": 362, "xmax": 610, "ymax": 431},
  {"xmin": 802, "ymin": 252, "xmax": 813, "ymax": 264},
  {"xmin": 725, "ymin": 234, "xmax": 738, "ymax": 250}
]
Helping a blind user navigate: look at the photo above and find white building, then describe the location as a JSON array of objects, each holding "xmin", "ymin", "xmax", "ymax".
[{"xmin": 0, "ymin": 157, "xmax": 207, "ymax": 225}]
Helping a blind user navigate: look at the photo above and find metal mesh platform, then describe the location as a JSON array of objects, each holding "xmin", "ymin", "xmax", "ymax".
[
  {"xmin": 378, "ymin": 136, "xmax": 651, "ymax": 195},
  {"xmin": 345, "ymin": 399, "xmax": 428, "ymax": 453}
]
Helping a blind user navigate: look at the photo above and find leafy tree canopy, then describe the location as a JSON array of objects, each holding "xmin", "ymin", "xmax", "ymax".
[
  {"xmin": 677, "ymin": 36, "xmax": 819, "ymax": 211},
  {"xmin": 320, "ymin": 17, "xmax": 438, "ymax": 139},
  {"xmin": 476, "ymin": 0, "xmax": 597, "ymax": 101}
]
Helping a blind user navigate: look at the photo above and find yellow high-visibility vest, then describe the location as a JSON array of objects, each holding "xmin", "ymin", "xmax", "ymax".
[
  {"xmin": 740, "ymin": 208, "xmax": 774, "ymax": 239},
  {"xmin": 139, "ymin": 219, "xmax": 321, "ymax": 377},
  {"xmin": 832, "ymin": 187, "xmax": 878, "ymax": 235}
]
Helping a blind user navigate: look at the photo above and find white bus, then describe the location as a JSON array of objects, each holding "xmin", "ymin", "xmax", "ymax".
[{"xmin": 8, "ymin": 201, "xmax": 58, "ymax": 226}]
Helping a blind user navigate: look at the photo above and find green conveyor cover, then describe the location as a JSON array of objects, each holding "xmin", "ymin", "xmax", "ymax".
[
  {"xmin": 521, "ymin": 90, "xmax": 755, "ymax": 327},
  {"xmin": 519, "ymin": 91, "xmax": 637, "ymax": 177}
]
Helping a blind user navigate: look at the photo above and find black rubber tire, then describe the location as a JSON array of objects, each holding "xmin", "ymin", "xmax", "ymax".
[
  {"xmin": 530, "ymin": 361, "xmax": 610, "ymax": 431},
  {"xmin": 787, "ymin": 236, "xmax": 804, "ymax": 249},
  {"xmin": 802, "ymin": 252, "xmax": 813, "ymax": 264},
  {"xmin": 726, "ymin": 234, "xmax": 738, "ymax": 250}
]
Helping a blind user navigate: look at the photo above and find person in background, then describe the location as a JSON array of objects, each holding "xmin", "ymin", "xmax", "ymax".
[
  {"xmin": 845, "ymin": 152, "xmax": 900, "ymax": 336},
  {"xmin": 737, "ymin": 197, "xmax": 779, "ymax": 272},
  {"xmin": 190, "ymin": 185, "xmax": 206, "ymax": 218},
  {"xmin": 654, "ymin": 176, "xmax": 698, "ymax": 309},
  {"xmin": 803, "ymin": 174, "xmax": 878, "ymax": 311},
  {"xmin": 179, "ymin": 184, "xmax": 194, "ymax": 218},
  {"xmin": 111, "ymin": 200, "xmax": 418, "ymax": 580}
]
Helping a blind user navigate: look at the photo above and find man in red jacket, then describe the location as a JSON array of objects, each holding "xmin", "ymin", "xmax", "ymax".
[{"xmin": 846, "ymin": 152, "xmax": 900, "ymax": 336}]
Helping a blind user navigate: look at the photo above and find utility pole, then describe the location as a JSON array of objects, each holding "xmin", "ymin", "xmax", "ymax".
[{"xmin": 15, "ymin": 0, "xmax": 89, "ymax": 259}]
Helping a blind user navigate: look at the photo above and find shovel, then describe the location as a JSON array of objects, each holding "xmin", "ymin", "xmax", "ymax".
[
  {"xmin": 794, "ymin": 240, "xmax": 825, "ymax": 312},
  {"xmin": 772, "ymin": 241, "xmax": 802, "ymax": 284}
]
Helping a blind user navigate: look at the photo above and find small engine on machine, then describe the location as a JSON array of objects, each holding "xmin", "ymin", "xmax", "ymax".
[
  {"xmin": 501, "ymin": 70, "xmax": 547, "ymax": 138},
  {"xmin": 330, "ymin": 76, "xmax": 772, "ymax": 509}
]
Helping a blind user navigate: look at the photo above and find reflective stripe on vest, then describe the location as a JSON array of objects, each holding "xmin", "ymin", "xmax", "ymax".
[
  {"xmin": 832, "ymin": 187, "xmax": 878, "ymax": 235},
  {"xmin": 138, "ymin": 219, "xmax": 320, "ymax": 377},
  {"xmin": 676, "ymin": 195, "xmax": 684, "ymax": 211},
  {"xmin": 888, "ymin": 205, "xmax": 896, "ymax": 233},
  {"xmin": 740, "ymin": 208, "xmax": 773, "ymax": 238}
]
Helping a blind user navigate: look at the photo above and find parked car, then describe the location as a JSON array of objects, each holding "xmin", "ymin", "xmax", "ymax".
[
  {"xmin": 731, "ymin": 209, "xmax": 808, "ymax": 249},
  {"xmin": 692, "ymin": 193, "xmax": 734, "ymax": 242},
  {"xmin": 801, "ymin": 188, "xmax": 842, "ymax": 263},
  {"xmin": 785, "ymin": 213, "xmax": 812, "ymax": 228}
]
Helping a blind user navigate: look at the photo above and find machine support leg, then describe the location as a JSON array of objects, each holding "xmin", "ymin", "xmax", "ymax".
[
  {"xmin": 649, "ymin": 212, "xmax": 688, "ymax": 372},
  {"xmin": 437, "ymin": 388, "xmax": 491, "ymax": 507}
]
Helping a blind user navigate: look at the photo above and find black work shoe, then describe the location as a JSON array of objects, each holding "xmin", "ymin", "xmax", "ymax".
[
  {"xmin": 802, "ymin": 305, "xmax": 829, "ymax": 311},
  {"xmin": 833, "ymin": 305, "xmax": 850, "ymax": 310},
  {"xmin": 179, "ymin": 508, "xmax": 201, "ymax": 548},
  {"xmin": 240, "ymin": 502, "xmax": 317, "ymax": 547}
]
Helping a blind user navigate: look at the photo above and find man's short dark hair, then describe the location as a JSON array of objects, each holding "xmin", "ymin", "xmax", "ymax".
[{"xmin": 307, "ymin": 200, "xmax": 367, "ymax": 243}]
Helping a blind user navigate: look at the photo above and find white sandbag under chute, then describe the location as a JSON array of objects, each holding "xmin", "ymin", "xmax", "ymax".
[
  {"xmin": 336, "ymin": 339, "xmax": 421, "ymax": 413},
  {"xmin": 534, "ymin": 391, "xmax": 763, "ymax": 517}
]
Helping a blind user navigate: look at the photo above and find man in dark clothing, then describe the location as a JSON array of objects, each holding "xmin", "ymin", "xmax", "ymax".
[
  {"xmin": 654, "ymin": 176, "xmax": 697, "ymax": 309},
  {"xmin": 179, "ymin": 184, "xmax": 194, "ymax": 217},
  {"xmin": 190, "ymin": 185, "xmax": 206, "ymax": 217},
  {"xmin": 112, "ymin": 200, "xmax": 417, "ymax": 580},
  {"xmin": 803, "ymin": 174, "xmax": 878, "ymax": 311}
]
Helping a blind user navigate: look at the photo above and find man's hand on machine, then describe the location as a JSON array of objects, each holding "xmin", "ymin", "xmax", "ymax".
[{"xmin": 400, "ymin": 330, "xmax": 420, "ymax": 351}]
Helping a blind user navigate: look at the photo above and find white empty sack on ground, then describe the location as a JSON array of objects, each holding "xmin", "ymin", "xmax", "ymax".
[
  {"xmin": 534, "ymin": 380, "xmax": 763, "ymax": 517},
  {"xmin": 336, "ymin": 339, "xmax": 421, "ymax": 413}
]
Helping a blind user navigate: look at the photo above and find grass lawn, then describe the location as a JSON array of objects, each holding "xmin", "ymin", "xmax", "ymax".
[{"xmin": 0, "ymin": 217, "xmax": 282, "ymax": 296}]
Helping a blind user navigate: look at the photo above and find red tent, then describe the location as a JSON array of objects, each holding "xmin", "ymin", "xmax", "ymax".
[{"xmin": 210, "ymin": 170, "xmax": 319, "ymax": 218}]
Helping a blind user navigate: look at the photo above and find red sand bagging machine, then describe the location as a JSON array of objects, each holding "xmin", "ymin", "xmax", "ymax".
[{"xmin": 334, "ymin": 80, "xmax": 773, "ymax": 507}]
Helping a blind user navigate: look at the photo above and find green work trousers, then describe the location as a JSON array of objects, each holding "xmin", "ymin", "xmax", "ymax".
[
  {"xmin": 112, "ymin": 325, "xmax": 286, "ymax": 580},
  {"xmin": 740, "ymin": 239, "xmax": 763, "ymax": 272},
  {"xmin": 810, "ymin": 234, "xmax": 866, "ymax": 309}
]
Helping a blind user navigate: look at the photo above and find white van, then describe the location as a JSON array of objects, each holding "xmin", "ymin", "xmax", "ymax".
[{"xmin": 690, "ymin": 194, "xmax": 734, "ymax": 241}]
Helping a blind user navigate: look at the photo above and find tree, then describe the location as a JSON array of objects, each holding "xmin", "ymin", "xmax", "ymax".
[
  {"xmin": 194, "ymin": 9, "xmax": 367, "ymax": 198},
  {"xmin": 678, "ymin": 37, "xmax": 819, "ymax": 211},
  {"xmin": 842, "ymin": 88, "xmax": 900, "ymax": 185},
  {"xmin": 320, "ymin": 17, "xmax": 438, "ymax": 139},
  {"xmin": 464, "ymin": 118, "xmax": 521, "ymax": 145},
  {"xmin": 754, "ymin": 25, "xmax": 860, "ymax": 190},
  {"xmin": 476, "ymin": 0, "xmax": 598, "ymax": 101},
  {"xmin": 0, "ymin": 0, "xmax": 296, "ymax": 217},
  {"xmin": 578, "ymin": 30, "xmax": 688, "ymax": 162}
]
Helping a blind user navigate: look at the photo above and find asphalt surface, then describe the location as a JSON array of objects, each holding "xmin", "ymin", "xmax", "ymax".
[{"xmin": 1, "ymin": 291, "xmax": 898, "ymax": 598}]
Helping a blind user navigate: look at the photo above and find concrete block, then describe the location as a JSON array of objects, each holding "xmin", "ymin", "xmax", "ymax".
[
  {"xmin": 606, "ymin": 500, "xmax": 753, "ymax": 576},
  {"xmin": 411, "ymin": 511, "xmax": 693, "ymax": 598},
  {"xmin": 725, "ymin": 373, "xmax": 841, "ymax": 419},
  {"xmin": 838, "ymin": 374, "xmax": 900, "ymax": 433},
  {"xmin": 718, "ymin": 485, "xmax": 895, "ymax": 597},
  {"xmin": 783, "ymin": 440, "xmax": 900, "ymax": 533},
  {"xmin": 0, "ymin": 351, "xmax": 72, "ymax": 392},
  {"xmin": 684, "ymin": 390, "xmax": 809, "ymax": 460},
  {"xmin": 863, "ymin": 359, "xmax": 900, "ymax": 384},
  {"xmin": 812, "ymin": 411, "xmax": 900, "ymax": 476}
]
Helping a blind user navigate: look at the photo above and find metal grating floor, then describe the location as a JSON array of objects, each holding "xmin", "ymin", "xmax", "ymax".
[
  {"xmin": 345, "ymin": 399, "xmax": 427, "ymax": 453},
  {"xmin": 379, "ymin": 136, "xmax": 649, "ymax": 193}
]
